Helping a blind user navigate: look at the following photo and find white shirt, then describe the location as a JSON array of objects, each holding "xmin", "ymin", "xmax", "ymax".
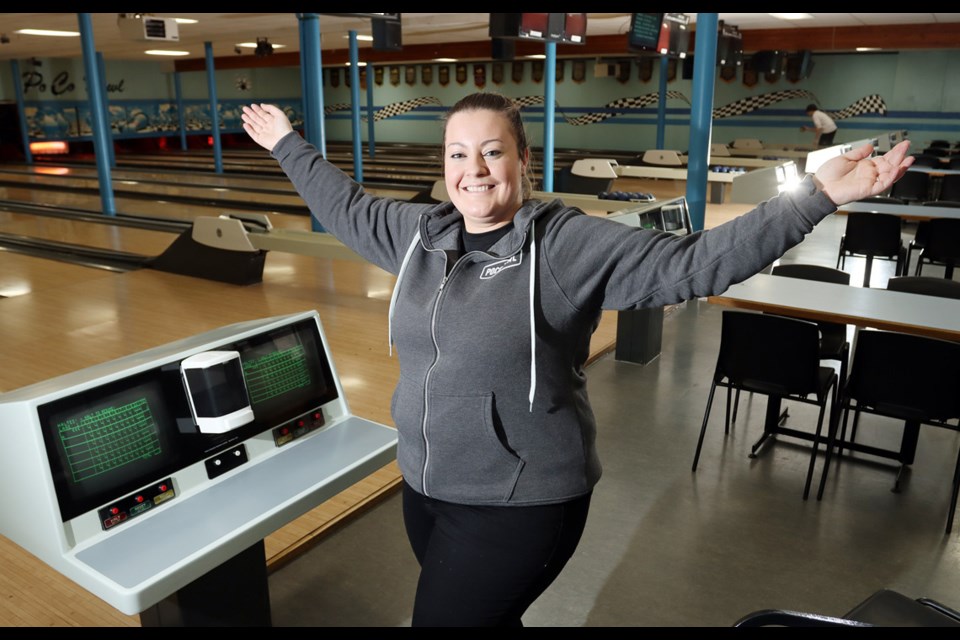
[{"xmin": 812, "ymin": 110, "xmax": 837, "ymax": 134}]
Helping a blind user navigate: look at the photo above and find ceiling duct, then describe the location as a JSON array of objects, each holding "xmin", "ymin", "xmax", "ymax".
[{"xmin": 117, "ymin": 14, "xmax": 179, "ymax": 42}]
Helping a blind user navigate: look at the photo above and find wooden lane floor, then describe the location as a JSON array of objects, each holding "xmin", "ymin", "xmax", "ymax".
[
  {"xmin": 0, "ymin": 185, "xmax": 622, "ymax": 626},
  {"xmin": 0, "ymin": 162, "xmax": 426, "ymax": 207}
]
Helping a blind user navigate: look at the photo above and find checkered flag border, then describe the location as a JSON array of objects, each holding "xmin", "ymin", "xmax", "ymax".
[
  {"xmin": 827, "ymin": 94, "xmax": 887, "ymax": 120},
  {"xmin": 712, "ymin": 90, "xmax": 818, "ymax": 120},
  {"xmin": 324, "ymin": 103, "xmax": 352, "ymax": 116},
  {"xmin": 513, "ymin": 92, "xmax": 690, "ymax": 127},
  {"xmin": 373, "ymin": 96, "xmax": 443, "ymax": 122}
]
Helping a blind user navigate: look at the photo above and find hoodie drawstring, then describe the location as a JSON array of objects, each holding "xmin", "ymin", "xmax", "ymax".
[
  {"xmin": 388, "ymin": 230, "xmax": 422, "ymax": 356},
  {"xmin": 528, "ymin": 228, "xmax": 537, "ymax": 412}
]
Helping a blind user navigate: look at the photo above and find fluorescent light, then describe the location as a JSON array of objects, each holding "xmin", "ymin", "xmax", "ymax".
[
  {"xmin": 145, "ymin": 50, "xmax": 191, "ymax": 56},
  {"xmin": 768, "ymin": 13, "xmax": 813, "ymax": 20},
  {"xmin": 236, "ymin": 42, "xmax": 286, "ymax": 50},
  {"xmin": 345, "ymin": 61, "xmax": 368, "ymax": 66},
  {"xmin": 856, "ymin": 47, "xmax": 882, "ymax": 52},
  {"xmin": 174, "ymin": 18, "xmax": 198, "ymax": 24},
  {"xmin": 433, "ymin": 57, "xmax": 458, "ymax": 62},
  {"xmin": 345, "ymin": 34, "xmax": 374, "ymax": 42},
  {"xmin": 525, "ymin": 54, "xmax": 546, "ymax": 59},
  {"xmin": 15, "ymin": 28, "xmax": 79, "ymax": 37}
]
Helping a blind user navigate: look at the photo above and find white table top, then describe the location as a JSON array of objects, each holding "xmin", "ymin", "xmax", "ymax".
[
  {"xmin": 616, "ymin": 164, "xmax": 738, "ymax": 183},
  {"xmin": 839, "ymin": 201, "xmax": 960, "ymax": 220},
  {"xmin": 709, "ymin": 272, "xmax": 960, "ymax": 342}
]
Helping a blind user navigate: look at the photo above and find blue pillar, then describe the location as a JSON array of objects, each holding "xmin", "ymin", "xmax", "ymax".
[
  {"xmin": 11, "ymin": 60, "xmax": 33, "ymax": 164},
  {"xmin": 542, "ymin": 41, "xmax": 557, "ymax": 193},
  {"xmin": 348, "ymin": 31, "xmax": 363, "ymax": 183},
  {"xmin": 297, "ymin": 13, "xmax": 326, "ymax": 233},
  {"xmin": 77, "ymin": 13, "xmax": 116, "ymax": 216},
  {"xmin": 657, "ymin": 56, "xmax": 669, "ymax": 149},
  {"xmin": 174, "ymin": 71, "xmax": 187, "ymax": 151},
  {"xmin": 298, "ymin": 21, "xmax": 311, "ymax": 142},
  {"xmin": 366, "ymin": 64, "xmax": 375, "ymax": 159},
  {"xmin": 685, "ymin": 13, "xmax": 718, "ymax": 233},
  {"xmin": 205, "ymin": 42, "xmax": 223, "ymax": 174},
  {"xmin": 96, "ymin": 51, "xmax": 115, "ymax": 169},
  {"xmin": 298, "ymin": 13, "xmax": 326, "ymax": 156}
]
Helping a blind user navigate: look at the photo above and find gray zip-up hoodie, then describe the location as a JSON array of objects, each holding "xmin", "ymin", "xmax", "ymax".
[{"xmin": 272, "ymin": 132, "xmax": 838, "ymax": 506}]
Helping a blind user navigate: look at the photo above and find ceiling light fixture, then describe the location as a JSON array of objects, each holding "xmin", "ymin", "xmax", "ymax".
[
  {"xmin": 254, "ymin": 37, "xmax": 274, "ymax": 57},
  {"xmin": 15, "ymin": 28, "xmax": 80, "ymax": 37},
  {"xmin": 768, "ymin": 13, "xmax": 813, "ymax": 20}
]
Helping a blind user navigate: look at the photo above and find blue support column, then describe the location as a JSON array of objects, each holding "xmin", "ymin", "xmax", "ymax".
[
  {"xmin": 297, "ymin": 13, "xmax": 326, "ymax": 232},
  {"xmin": 366, "ymin": 64, "xmax": 375, "ymax": 159},
  {"xmin": 96, "ymin": 51, "xmax": 115, "ymax": 168},
  {"xmin": 174, "ymin": 71, "xmax": 187, "ymax": 150},
  {"xmin": 205, "ymin": 42, "xmax": 223, "ymax": 174},
  {"xmin": 77, "ymin": 13, "xmax": 116, "ymax": 216},
  {"xmin": 11, "ymin": 60, "xmax": 33, "ymax": 164},
  {"xmin": 685, "ymin": 13, "xmax": 719, "ymax": 233},
  {"xmin": 298, "ymin": 21, "xmax": 311, "ymax": 143},
  {"xmin": 657, "ymin": 56, "xmax": 669, "ymax": 149},
  {"xmin": 542, "ymin": 41, "xmax": 557, "ymax": 193},
  {"xmin": 348, "ymin": 31, "xmax": 363, "ymax": 183}
]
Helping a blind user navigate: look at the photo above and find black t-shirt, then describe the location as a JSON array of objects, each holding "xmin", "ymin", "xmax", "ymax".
[{"xmin": 461, "ymin": 222, "xmax": 514, "ymax": 254}]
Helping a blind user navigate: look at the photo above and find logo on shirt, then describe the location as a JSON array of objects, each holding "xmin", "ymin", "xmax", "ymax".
[{"xmin": 480, "ymin": 254, "xmax": 522, "ymax": 279}]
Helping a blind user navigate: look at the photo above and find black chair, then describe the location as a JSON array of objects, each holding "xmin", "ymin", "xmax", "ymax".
[
  {"xmin": 836, "ymin": 210, "xmax": 907, "ymax": 287},
  {"xmin": 734, "ymin": 589, "xmax": 960, "ymax": 627},
  {"xmin": 815, "ymin": 329, "xmax": 960, "ymax": 533},
  {"xmin": 910, "ymin": 154, "xmax": 944, "ymax": 168},
  {"xmin": 770, "ymin": 263, "xmax": 852, "ymax": 388},
  {"xmin": 913, "ymin": 217, "xmax": 960, "ymax": 279},
  {"xmin": 922, "ymin": 146, "xmax": 951, "ymax": 158},
  {"xmin": 729, "ymin": 264, "xmax": 852, "ymax": 428},
  {"xmin": 887, "ymin": 275, "xmax": 960, "ymax": 299},
  {"xmin": 938, "ymin": 174, "xmax": 960, "ymax": 202},
  {"xmin": 691, "ymin": 311, "xmax": 838, "ymax": 500},
  {"xmin": 890, "ymin": 170, "xmax": 932, "ymax": 203},
  {"xmin": 948, "ymin": 157, "xmax": 960, "ymax": 171},
  {"xmin": 906, "ymin": 202, "xmax": 960, "ymax": 274}
]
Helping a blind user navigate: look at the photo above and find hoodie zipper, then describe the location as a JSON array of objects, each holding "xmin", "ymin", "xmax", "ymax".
[{"xmin": 417, "ymin": 230, "xmax": 529, "ymax": 497}]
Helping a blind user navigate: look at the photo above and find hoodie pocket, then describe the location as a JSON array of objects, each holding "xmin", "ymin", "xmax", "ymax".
[{"xmin": 424, "ymin": 392, "xmax": 524, "ymax": 503}]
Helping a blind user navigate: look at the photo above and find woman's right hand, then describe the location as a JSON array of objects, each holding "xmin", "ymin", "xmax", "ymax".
[{"xmin": 241, "ymin": 103, "xmax": 293, "ymax": 152}]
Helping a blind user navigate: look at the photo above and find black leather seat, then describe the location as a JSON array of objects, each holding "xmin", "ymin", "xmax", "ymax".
[
  {"xmin": 692, "ymin": 310, "xmax": 838, "ymax": 500},
  {"xmin": 912, "ymin": 217, "xmax": 960, "ymax": 279},
  {"xmin": 816, "ymin": 329, "xmax": 960, "ymax": 533},
  {"xmin": 734, "ymin": 589, "xmax": 960, "ymax": 627},
  {"xmin": 836, "ymin": 211, "xmax": 907, "ymax": 287}
]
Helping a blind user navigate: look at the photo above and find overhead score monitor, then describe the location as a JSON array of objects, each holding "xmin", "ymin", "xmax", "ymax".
[
  {"xmin": 0, "ymin": 310, "xmax": 397, "ymax": 616},
  {"xmin": 717, "ymin": 21, "xmax": 743, "ymax": 68},
  {"xmin": 628, "ymin": 12, "xmax": 690, "ymax": 58},
  {"xmin": 489, "ymin": 13, "xmax": 587, "ymax": 44}
]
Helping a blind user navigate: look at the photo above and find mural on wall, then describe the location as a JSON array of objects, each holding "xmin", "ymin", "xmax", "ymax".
[
  {"xmin": 21, "ymin": 86, "xmax": 891, "ymax": 142},
  {"xmin": 13, "ymin": 53, "xmax": 901, "ymax": 149},
  {"xmin": 23, "ymin": 98, "xmax": 305, "ymax": 140}
]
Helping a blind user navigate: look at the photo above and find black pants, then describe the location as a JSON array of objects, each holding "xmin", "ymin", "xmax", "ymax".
[
  {"xmin": 402, "ymin": 481, "xmax": 592, "ymax": 627},
  {"xmin": 818, "ymin": 130, "xmax": 837, "ymax": 147}
]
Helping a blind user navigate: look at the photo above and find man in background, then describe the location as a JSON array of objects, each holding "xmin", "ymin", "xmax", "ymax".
[{"xmin": 802, "ymin": 104, "xmax": 838, "ymax": 147}]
